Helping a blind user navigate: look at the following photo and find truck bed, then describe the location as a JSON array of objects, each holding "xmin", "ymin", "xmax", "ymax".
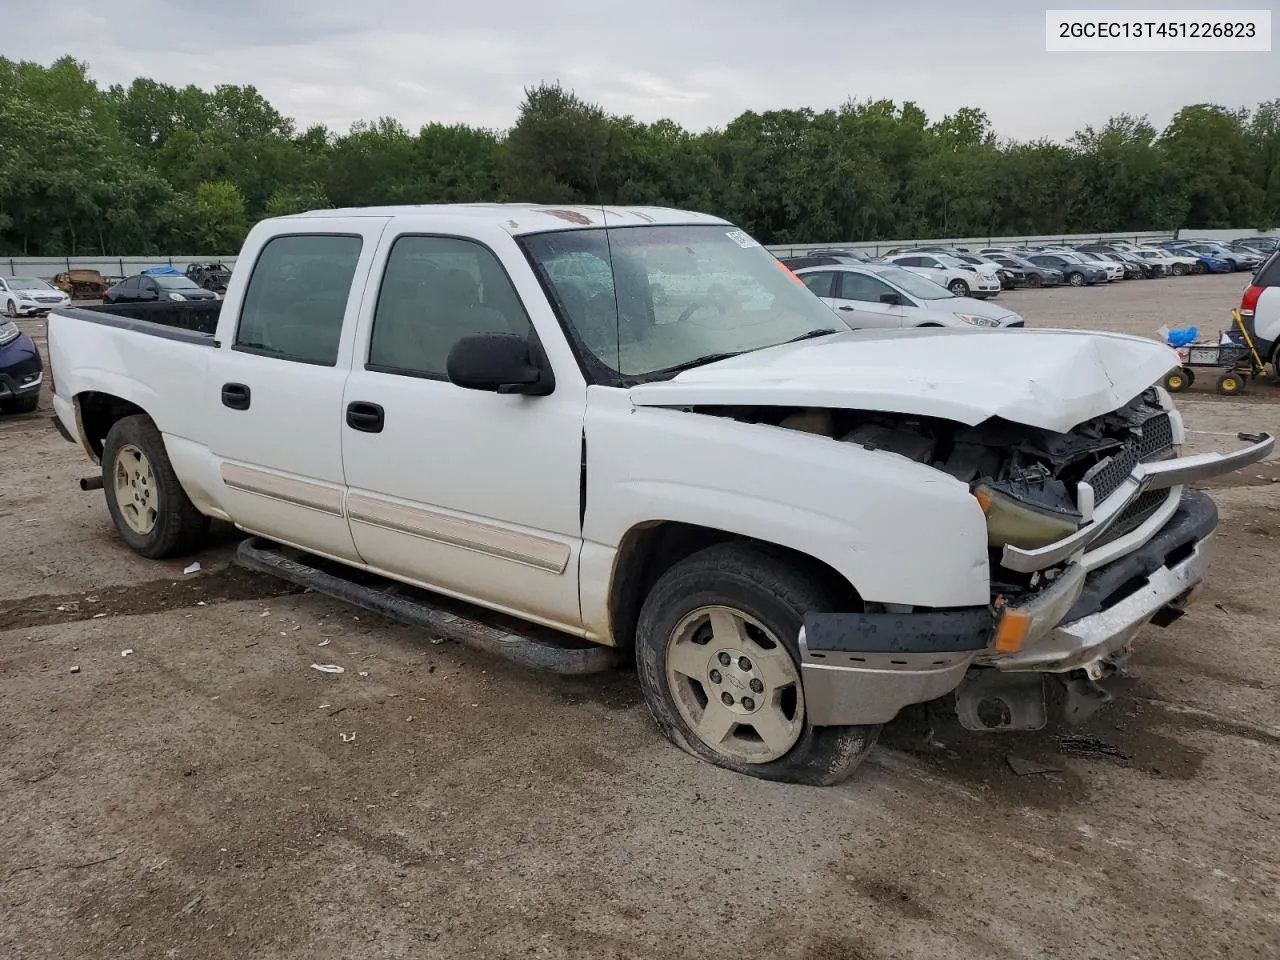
[{"xmin": 59, "ymin": 302, "xmax": 222, "ymax": 343}]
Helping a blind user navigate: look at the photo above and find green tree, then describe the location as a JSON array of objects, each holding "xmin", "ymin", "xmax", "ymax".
[{"xmin": 192, "ymin": 181, "xmax": 248, "ymax": 252}]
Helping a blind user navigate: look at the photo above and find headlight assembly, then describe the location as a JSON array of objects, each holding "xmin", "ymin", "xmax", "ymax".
[
  {"xmin": 955, "ymin": 313, "xmax": 1001, "ymax": 327},
  {"xmin": 974, "ymin": 473, "xmax": 1083, "ymax": 549}
]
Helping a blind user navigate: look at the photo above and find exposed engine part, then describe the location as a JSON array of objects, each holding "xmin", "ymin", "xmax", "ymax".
[
  {"xmin": 841, "ymin": 423, "xmax": 935, "ymax": 463},
  {"xmin": 954, "ymin": 670, "xmax": 1047, "ymax": 732},
  {"xmin": 778, "ymin": 408, "xmax": 835, "ymax": 436}
]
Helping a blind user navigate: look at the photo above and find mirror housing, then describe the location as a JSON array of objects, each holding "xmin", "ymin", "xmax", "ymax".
[
  {"xmin": 446, "ymin": 333, "xmax": 553, "ymax": 396},
  {"xmin": 879, "ymin": 292, "xmax": 904, "ymax": 306}
]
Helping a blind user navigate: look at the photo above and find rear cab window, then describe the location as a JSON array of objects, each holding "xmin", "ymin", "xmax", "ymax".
[{"xmin": 234, "ymin": 234, "xmax": 364, "ymax": 365}]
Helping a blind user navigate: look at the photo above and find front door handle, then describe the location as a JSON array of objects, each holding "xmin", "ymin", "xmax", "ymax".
[
  {"xmin": 346, "ymin": 401, "xmax": 384, "ymax": 433},
  {"xmin": 838, "ymin": 305, "xmax": 855, "ymax": 311},
  {"xmin": 221, "ymin": 382, "xmax": 251, "ymax": 410}
]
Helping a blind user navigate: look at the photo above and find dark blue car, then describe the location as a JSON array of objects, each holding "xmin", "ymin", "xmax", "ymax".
[{"xmin": 0, "ymin": 318, "xmax": 43, "ymax": 414}]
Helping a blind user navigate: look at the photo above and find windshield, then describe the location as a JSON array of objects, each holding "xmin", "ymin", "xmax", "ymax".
[
  {"xmin": 10, "ymin": 277, "xmax": 51, "ymax": 289},
  {"xmin": 873, "ymin": 267, "xmax": 954, "ymax": 300},
  {"xmin": 520, "ymin": 224, "xmax": 842, "ymax": 383},
  {"xmin": 152, "ymin": 275, "xmax": 202, "ymax": 289}
]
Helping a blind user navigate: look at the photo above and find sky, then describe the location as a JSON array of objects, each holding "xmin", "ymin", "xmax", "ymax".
[{"xmin": 4, "ymin": 0, "xmax": 1274, "ymax": 141}]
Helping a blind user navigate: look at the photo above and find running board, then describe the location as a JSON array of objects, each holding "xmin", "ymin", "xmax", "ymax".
[{"xmin": 235, "ymin": 537, "xmax": 620, "ymax": 676}]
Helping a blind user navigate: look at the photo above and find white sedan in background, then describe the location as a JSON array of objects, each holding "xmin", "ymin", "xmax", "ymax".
[
  {"xmin": 880, "ymin": 252, "xmax": 1002, "ymax": 299},
  {"xmin": 1, "ymin": 276, "xmax": 71, "ymax": 317},
  {"xmin": 794, "ymin": 263, "xmax": 1025, "ymax": 329},
  {"xmin": 1070, "ymin": 251, "xmax": 1125, "ymax": 281},
  {"xmin": 1133, "ymin": 248, "xmax": 1196, "ymax": 276}
]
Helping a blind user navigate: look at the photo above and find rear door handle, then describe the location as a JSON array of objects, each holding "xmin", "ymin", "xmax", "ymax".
[
  {"xmin": 346, "ymin": 401, "xmax": 384, "ymax": 433},
  {"xmin": 838, "ymin": 305, "xmax": 855, "ymax": 312},
  {"xmin": 221, "ymin": 382, "xmax": 251, "ymax": 410}
]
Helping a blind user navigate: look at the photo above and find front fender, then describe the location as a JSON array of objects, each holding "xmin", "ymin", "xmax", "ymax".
[{"xmin": 584, "ymin": 393, "xmax": 991, "ymax": 610}]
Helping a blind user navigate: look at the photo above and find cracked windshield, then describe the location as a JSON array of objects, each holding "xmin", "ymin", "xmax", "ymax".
[{"xmin": 521, "ymin": 224, "xmax": 841, "ymax": 380}]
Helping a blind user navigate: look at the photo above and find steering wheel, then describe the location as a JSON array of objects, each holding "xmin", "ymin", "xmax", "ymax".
[{"xmin": 676, "ymin": 296, "xmax": 727, "ymax": 324}]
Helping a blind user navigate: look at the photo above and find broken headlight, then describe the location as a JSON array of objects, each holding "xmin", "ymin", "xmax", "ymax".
[{"xmin": 973, "ymin": 466, "xmax": 1082, "ymax": 549}]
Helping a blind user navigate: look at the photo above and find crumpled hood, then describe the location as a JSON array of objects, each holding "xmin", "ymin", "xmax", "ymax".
[{"xmin": 629, "ymin": 328, "xmax": 1179, "ymax": 434}]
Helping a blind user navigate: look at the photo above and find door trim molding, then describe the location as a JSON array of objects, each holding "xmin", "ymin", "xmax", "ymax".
[
  {"xmin": 346, "ymin": 492, "xmax": 571, "ymax": 574},
  {"xmin": 220, "ymin": 462, "xmax": 346, "ymax": 517}
]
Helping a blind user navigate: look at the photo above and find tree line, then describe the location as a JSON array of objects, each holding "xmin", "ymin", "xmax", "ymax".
[{"xmin": 2, "ymin": 55, "xmax": 1278, "ymax": 257}]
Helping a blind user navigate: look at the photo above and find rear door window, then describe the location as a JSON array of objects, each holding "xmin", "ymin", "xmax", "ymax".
[
  {"xmin": 235, "ymin": 235, "xmax": 363, "ymax": 365},
  {"xmin": 799, "ymin": 271, "xmax": 838, "ymax": 298}
]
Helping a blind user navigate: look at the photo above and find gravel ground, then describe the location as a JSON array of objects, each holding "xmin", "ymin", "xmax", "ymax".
[{"xmin": 2, "ymin": 273, "xmax": 1278, "ymax": 960}]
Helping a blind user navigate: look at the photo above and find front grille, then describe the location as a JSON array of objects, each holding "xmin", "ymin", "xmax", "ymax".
[
  {"xmin": 1094, "ymin": 488, "xmax": 1173, "ymax": 548},
  {"xmin": 1082, "ymin": 411, "xmax": 1174, "ymax": 502},
  {"xmin": 35, "ymin": 296, "xmax": 61, "ymax": 303}
]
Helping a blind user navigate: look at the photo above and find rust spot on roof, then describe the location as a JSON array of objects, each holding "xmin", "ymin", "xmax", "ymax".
[{"xmin": 543, "ymin": 209, "xmax": 594, "ymax": 225}]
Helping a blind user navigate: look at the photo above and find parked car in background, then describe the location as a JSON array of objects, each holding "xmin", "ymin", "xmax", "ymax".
[
  {"xmin": 984, "ymin": 253, "xmax": 1064, "ymax": 287},
  {"xmin": 1233, "ymin": 236, "xmax": 1279, "ymax": 256},
  {"xmin": 1099, "ymin": 252, "xmax": 1150, "ymax": 279},
  {"xmin": 1070, "ymin": 251, "xmax": 1125, "ymax": 281},
  {"xmin": 794, "ymin": 263, "xmax": 1025, "ymax": 330},
  {"xmin": 954, "ymin": 254, "xmax": 1024, "ymax": 289},
  {"xmin": 105, "ymin": 272, "xmax": 221, "ymax": 304},
  {"xmin": 1025, "ymin": 253, "xmax": 1107, "ymax": 286},
  {"xmin": 881, "ymin": 252, "xmax": 1002, "ymax": 298},
  {"xmin": 1133, "ymin": 248, "xmax": 1193, "ymax": 276},
  {"xmin": 803, "ymin": 248, "xmax": 873, "ymax": 263},
  {"xmin": 0, "ymin": 314, "xmax": 43, "ymax": 413},
  {"xmin": 185, "ymin": 262, "xmax": 233, "ymax": 295},
  {"xmin": 2, "ymin": 277, "xmax": 71, "ymax": 317},
  {"xmin": 1168, "ymin": 246, "xmax": 1233, "ymax": 274},
  {"xmin": 1176, "ymin": 242, "xmax": 1260, "ymax": 272},
  {"xmin": 52, "ymin": 269, "xmax": 111, "ymax": 299},
  {"xmin": 1240, "ymin": 250, "xmax": 1280, "ymax": 373}
]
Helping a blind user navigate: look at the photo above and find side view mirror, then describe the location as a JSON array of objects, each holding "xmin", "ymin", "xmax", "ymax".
[
  {"xmin": 879, "ymin": 292, "xmax": 905, "ymax": 306},
  {"xmin": 447, "ymin": 333, "xmax": 553, "ymax": 397}
]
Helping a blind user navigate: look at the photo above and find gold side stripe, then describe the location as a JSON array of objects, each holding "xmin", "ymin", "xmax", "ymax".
[
  {"xmin": 346, "ymin": 493, "xmax": 570, "ymax": 574},
  {"xmin": 220, "ymin": 463, "xmax": 345, "ymax": 517}
]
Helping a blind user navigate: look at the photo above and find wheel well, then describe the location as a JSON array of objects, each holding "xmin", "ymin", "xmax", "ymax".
[
  {"xmin": 606, "ymin": 521, "xmax": 861, "ymax": 649},
  {"xmin": 77, "ymin": 392, "xmax": 148, "ymax": 458}
]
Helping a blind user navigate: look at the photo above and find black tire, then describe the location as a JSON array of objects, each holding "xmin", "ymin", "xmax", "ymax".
[
  {"xmin": 102, "ymin": 414, "xmax": 210, "ymax": 559},
  {"xmin": 1163, "ymin": 368, "xmax": 1192, "ymax": 393},
  {"xmin": 1216, "ymin": 372, "xmax": 1245, "ymax": 396},
  {"xmin": 4, "ymin": 299, "xmax": 17, "ymax": 318},
  {"xmin": 1067, "ymin": 271, "xmax": 1085, "ymax": 287},
  {"xmin": 1, "ymin": 393, "xmax": 40, "ymax": 414},
  {"xmin": 1172, "ymin": 263, "xmax": 1188, "ymax": 276},
  {"xmin": 634, "ymin": 542, "xmax": 881, "ymax": 786},
  {"xmin": 1026, "ymin": 273, "xmax": 1043, "ymax": 288},
  {"xmin": 948, "ymin": 279, "xmax": 970, "ymax": 297}
]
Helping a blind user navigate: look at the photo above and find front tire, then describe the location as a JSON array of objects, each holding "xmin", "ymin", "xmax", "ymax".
[
  {"xmin": 1067, "ymin": 271, "xmax": 1085, "ymax": 287},
  {"xmin": 102, "ymin": 414, "xmax": 210, "ymax": 558},
  {"xmin": 634, "ymin": 542, "xmax": 880, "ymax": 786},
  {"xmin": 948, "ymin": 279, "xmax": 970, "ymax": 297},
  {"xmin": 1026, "ymin": 274, "xmax": 1043, "ymax": 288}
]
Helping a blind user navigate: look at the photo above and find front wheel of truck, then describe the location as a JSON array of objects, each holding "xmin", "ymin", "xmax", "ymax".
[
  {"xmin": 635, "ymin": 542, "xmax": 880, "ymax": 786},
  {"xmin": 102, "ymin": 414, "xmax": 210, "ymax": 559}
]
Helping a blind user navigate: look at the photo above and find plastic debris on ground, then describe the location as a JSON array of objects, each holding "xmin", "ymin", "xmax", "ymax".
[
  {"xmin": 310, "ymin": 664, "xmax": 345, "ymax": 674},
  {"xmin": 183, "ymin": 562, "xmax": 201, "ymax": 575},
  {"xmin": 121, "ymin": 649, "xmax": 133, "ymax": 658}
]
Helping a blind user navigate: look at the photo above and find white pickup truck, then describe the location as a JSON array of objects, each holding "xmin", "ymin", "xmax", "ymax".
[{"xmin": 46, "ymin": 205, "xmax": 1273, "ymax": 785}]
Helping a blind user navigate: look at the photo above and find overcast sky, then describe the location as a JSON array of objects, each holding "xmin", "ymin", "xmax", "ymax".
[{"xmin": 4, "ymin": 0, "xmax": 1274, "ymax": 141}]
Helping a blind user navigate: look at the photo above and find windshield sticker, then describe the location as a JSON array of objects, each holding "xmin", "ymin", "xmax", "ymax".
[{"xmin": 725, "ymin": 230, "xmax": 759, "ymax": 249}]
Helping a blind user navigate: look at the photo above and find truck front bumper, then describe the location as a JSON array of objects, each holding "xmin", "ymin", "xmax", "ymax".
[{"xmin": 798, "ymin": 490, "xmax": 1218, "ymax": 728}]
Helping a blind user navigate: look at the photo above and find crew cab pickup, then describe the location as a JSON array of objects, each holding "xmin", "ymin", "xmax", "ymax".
[{"xmin": 46, "ymin": 205, "xmax": 1273, "ymax": 785}]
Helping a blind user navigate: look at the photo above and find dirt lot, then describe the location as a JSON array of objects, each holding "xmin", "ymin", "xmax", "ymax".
[{"xmin": 2, "ymin": 272, "xmax": 1278, "ymax": 960}]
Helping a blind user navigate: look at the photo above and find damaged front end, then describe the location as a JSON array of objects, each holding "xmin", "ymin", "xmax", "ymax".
[{"xmin": 728, "ymin": 389, "xmax": 1273, "ymax": 732}]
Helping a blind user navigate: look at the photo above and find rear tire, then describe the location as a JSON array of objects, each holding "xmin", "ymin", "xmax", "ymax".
[
  {"xmin": 634, "ymin": 542, "xmax": 880, "ymax": 786},
  {"xmin": 102, "ymin": 414, "xmax": 210, "ymax": 559},
  {"xmin": 1163, "ymin": 368, "xmax": 1192, "ymax": 393},
  {"xmin": 4, "ymin": 299, "xmax": 16, "ymax": 318},
  {"xmin": 1216, "ymin": 372, "xmax": 1245, "ymax": 396},
  {"xmin": 1172, "ymin": 263, "xmax": 1188, "ymax": 276}
]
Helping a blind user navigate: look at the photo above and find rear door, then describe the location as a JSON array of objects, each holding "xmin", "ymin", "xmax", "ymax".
[
  {"xmin": 826, "ymin": 271, "xmax": 909, "ymax": 328},
  {"xmin": 203, "ymin": 219, "xmax": 387, "ymax": 562},
  {"xmin": 797, "ymin": 269, "xmax": 841, "ymax": 311}
]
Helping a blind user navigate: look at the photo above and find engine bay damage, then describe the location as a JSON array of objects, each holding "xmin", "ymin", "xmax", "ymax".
[{"xmin": 686, "ymin": 388, "xmax": 1177, "ymax": 602}]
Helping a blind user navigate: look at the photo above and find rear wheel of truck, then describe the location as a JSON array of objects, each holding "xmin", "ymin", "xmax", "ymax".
[
  {"xmin": 634, "ymin": 542, "xmax": 880, "ymax": 786},
  {"xmin": 103, "ymin": 414, "xmax": 210, "ymax": 559}
]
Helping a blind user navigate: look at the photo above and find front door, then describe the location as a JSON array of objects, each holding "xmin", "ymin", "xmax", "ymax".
[
  {"xmin": 340, "ymin": 230, "xmax": 586, "ymax": 633},
  {"xmin": 204, "ymin": 223, "xmax": 384, "ymax": 563}
]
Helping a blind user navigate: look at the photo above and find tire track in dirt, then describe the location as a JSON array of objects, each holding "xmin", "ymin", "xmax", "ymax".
[{"xmin": 0, "ymin": 565, "xmax": 302, "ymax": 632}]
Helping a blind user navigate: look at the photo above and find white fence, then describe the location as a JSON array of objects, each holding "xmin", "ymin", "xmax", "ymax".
[
  {"xmin": 1, "ymin": 255, "xmax": 239, "ymax": 280},
  {"xmin": 3, "ymin": 227, "xmax": 1276, "ymax": 278}
]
